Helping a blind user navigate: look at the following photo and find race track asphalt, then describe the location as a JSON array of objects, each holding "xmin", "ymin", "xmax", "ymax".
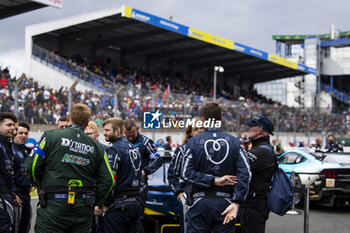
[{"xmin": 29, "ymin": 198, "xmax": 350, "ymax": 233}]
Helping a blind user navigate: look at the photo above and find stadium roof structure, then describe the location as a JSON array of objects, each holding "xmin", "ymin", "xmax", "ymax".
[
  {"xmin": 273, "ymin": 30, "xmax": 350, "ymax": 48},
  {"xmin": 0, "ymin": 0, "xmax": 62, "ymax": 20},
  {"xmin": 26, "ymin": 5, "xmax": 317, "ymax": 84}
]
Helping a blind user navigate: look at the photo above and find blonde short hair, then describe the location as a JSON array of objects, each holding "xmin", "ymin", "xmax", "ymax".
[{"xmin": 86, "ymin": 121, "xmax": 98, "ymax": 134}]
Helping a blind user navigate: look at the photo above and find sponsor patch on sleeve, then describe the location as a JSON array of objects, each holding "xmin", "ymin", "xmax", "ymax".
[{"xmin": 33, "ymin": 146, "xmax": 45, "ymax": 158}]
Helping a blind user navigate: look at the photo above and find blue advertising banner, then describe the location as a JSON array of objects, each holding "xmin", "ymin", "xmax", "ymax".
[
  {"xmin": 298, "ymin": 64, "xmax": 317, "ymax": 74},
  {"xmin": 234, "ymin": 42, "xmax": 268, "ymax": 60},
  {"xmin": 123, "ymin": 6, "xmax": 317, "ymax": 75},
  {"xmin": 130, "ymin": 8, "xmax": 188, "ymax": 36}
]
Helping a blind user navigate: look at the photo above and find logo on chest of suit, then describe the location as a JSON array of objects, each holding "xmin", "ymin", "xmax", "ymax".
[
  {"xmin": 129, "ymin": 149, "xmax": 141, "ymax": 172},
  {"xmin": 204, "ymin": 139, "xmax": 229, "ymax": 165},
  {"xmin": 61, "ymin": 138, "xmax": 94, "ymax": 155}
]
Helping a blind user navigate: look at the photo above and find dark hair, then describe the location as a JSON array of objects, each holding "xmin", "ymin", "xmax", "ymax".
[
  {"xmin": 202, "ymin": 102, "xmax": 221, "ymax": 121},
  {"xmin": 18, "ymin": 121, "xmax": 30, "ymax": 131},
  {"xmin": 166, "ymin": 136, "xmax": 171, "ymax": 142},
  {"xmin": 124, "ymin": 119, "xmax": 138, "ymax": 131},
  {"xmin": 58, "ymin": 115, "xmax": 68, "ymax": 122},
  {"xmin": 0, "ymin": 112, "xmax": 18, "ymax": 124}
]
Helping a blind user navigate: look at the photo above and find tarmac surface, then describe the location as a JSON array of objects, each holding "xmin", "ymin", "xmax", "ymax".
[{"xmin": 29, "ymin": 198, "xmax": 350, "ymax": 233}]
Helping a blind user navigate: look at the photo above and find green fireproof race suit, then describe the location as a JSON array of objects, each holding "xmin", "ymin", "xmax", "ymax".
[{"xmin": 25, "ymin": 125, "xmax": 114, "ymax": 233}]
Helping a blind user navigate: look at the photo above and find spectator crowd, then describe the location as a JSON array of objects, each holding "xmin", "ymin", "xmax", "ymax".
[{"xmin": 1, "ymin": 57, "xmax": 349, "ymax": 136}]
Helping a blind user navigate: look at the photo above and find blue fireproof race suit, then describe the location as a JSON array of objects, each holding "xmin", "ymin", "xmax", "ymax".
[
  {"xmin": 0, "ymin": 136, "xmax": 15, "ymax": 233},
  {"xmin": 181, "ymin": 128, "xmax": 251, "ymax": 233},
  {"xmin": 12, "ymin": 143, "xmax": 31, "ymax": 233},
  {"xmin": 131, "ymin": 133, "xmax": 163, "ymax": 203},
  {"xmin": 103, "ymin": 136, "xmax": 143, "ymax": 233}
]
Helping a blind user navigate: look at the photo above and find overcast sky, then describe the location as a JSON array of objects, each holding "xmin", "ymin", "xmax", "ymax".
[{"xmin": 0, "ymin": 0, "xmax": 349, "ymax": 73}]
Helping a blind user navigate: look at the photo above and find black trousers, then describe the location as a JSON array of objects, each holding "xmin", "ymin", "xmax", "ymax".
[
  {"xmin": 186, "ymin": 198, "xmax": 236, "ymax": 233},
  {"xmin": 0, "ymin": 208, "xmax": 11, "ymax": 233},
  {"xmin": 240, "ymin": 200, "xmax": 269, "ymax": 233},
  {"xmin": 17, "ymin": 194, "xmax": 31, "ymax": 233},
  {"xmin": 103, "ymin": 200, "xmax": 143, "ymax": 233},
  {"xmin": 0, "ymin": 196, "xmax": 12, "ymax": 233}
]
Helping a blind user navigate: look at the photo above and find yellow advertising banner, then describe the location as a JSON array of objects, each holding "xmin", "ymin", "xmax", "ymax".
[
  {"xmin": 188, "ymin": 28, "xmax": 233, "ymax": 50},
  {"xmin": 268, "ymin": 54, "xmax": 298, "ymax": 69}
]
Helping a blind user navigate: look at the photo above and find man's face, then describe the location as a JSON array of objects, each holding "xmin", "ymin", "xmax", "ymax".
[
  {"xmin": 14, "ymin": 126, "xmax": 29, "ymax": 145},
  {"xmin": 57, "ymin": 120, "xmax": 68, "ymax": 129},
  {"xmin": 103, "ymin": 123, "xmax": 117, "ymax": 143},
  {"xmin": 0, "ymin": 119, "xmax": 16, "ymax": 140},
  {"xmin": 247, "ymin": 125, "xmax": 261, "ymax": 140},
  {"xmin": 85, "ymin": 128, "xmax": 99, "ymax": 141},
  {"xmin": 124, "ymin": 126, "xmax": 138, "ymax": 143}
]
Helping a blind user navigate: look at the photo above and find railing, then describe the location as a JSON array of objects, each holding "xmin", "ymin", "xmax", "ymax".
[
  {"xmin": 321, "ymin": 83, "xmax": 350, "ymax": 104},
  {"xmin": 32, "ymin": 45, "xmax": 115, "ymax": 93},
  {"xmin": 31, "ymin": 45, "xmax": 217, "ymax": 102}
]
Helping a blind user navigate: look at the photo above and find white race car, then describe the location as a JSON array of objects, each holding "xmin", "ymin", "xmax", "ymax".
[{"xmin": 279, "ymin": 149, "xmax": 350, "ymax": 206}]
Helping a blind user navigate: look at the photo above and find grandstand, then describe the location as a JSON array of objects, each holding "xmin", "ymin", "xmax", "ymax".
[
  {"xmin": 25, "ymin": 5, "xmax": 316, "ymax": 98},
  {"xmin": 19, "ymin": 6, "xmax": 350, "ymax": 137},
  {"xmin": 0, "ymin": 4, "xmax": 348, "ymax": 142}
]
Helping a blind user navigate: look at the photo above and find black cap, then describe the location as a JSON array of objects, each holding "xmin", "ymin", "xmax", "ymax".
[{"xmin": 245, "ymin": 116, "xmax": 274, "ymax": 135}]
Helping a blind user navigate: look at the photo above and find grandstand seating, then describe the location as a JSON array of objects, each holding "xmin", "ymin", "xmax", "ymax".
[
  {"xmin": 32, "ymin": 45, "xmax": 114, "ymax": 93},
  {"xmin": 321, "ymin": 83, "xmax": 350, "ymax": 105},
  {"xmin": 32, "ymin": 45, "xmax": 247, "ymax": 100}
]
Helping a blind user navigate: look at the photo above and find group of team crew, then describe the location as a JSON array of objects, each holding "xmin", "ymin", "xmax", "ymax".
[{"xmin": 0, "ymin": 102, "xmax": 277, "ymax": 233}]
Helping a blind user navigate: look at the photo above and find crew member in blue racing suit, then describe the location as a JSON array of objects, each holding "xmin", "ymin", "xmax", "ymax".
[
  {"xmin": 168, "ymin": 118, "xmax": 204, "ymax": 233},
  {"xmin": 102, "ymin": 118, "xmax": 143, "ymax": 233},
  {"xmin": 0, "ymin": 112, "xmax": 21, "ymax": 233},
  {"xmin": 123, "ymin": 119, "xmax": 163, "ymax": 203},
  {"xmin": 181, "ymin": 102, "xmax": 251, "ymax": 233},
  {"xmin": 12, "ymin": 122, "xmax": 32, "ymax": 233}
]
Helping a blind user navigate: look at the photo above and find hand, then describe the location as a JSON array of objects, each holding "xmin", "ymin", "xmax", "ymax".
[
  {"xmin": 142, "ymin": 170, "xmax": 145, "ymax": 179},
  {"xmin": 102, "ymin": 205, "xmax": 109, "ymax": 215},
  {"xmin": 94, "ymin": 206, "xmax": 103, "ymax": 216},
  {"xmin": 221, "ymin": 203, "xmax": 239, "ymax": 225},
  {"xmin": 177, "ymin": 192, "xmax": 183, "ymax": 201},
  {"xmin": 13, "ymin": 195, "xmax": 22, "ymax": 207},
  {"xmin": 231, "ymin": 176, "xmax": 237, "ymax": 183},
  {"xmin": 214, "ymin": 175, "xmax": 237, "ymax": 186}
]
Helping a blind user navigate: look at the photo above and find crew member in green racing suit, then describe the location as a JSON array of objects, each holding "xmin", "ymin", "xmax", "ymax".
[{"xmin": 25, "ymin": 104, "xmax": 114, "ymax": 233}]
